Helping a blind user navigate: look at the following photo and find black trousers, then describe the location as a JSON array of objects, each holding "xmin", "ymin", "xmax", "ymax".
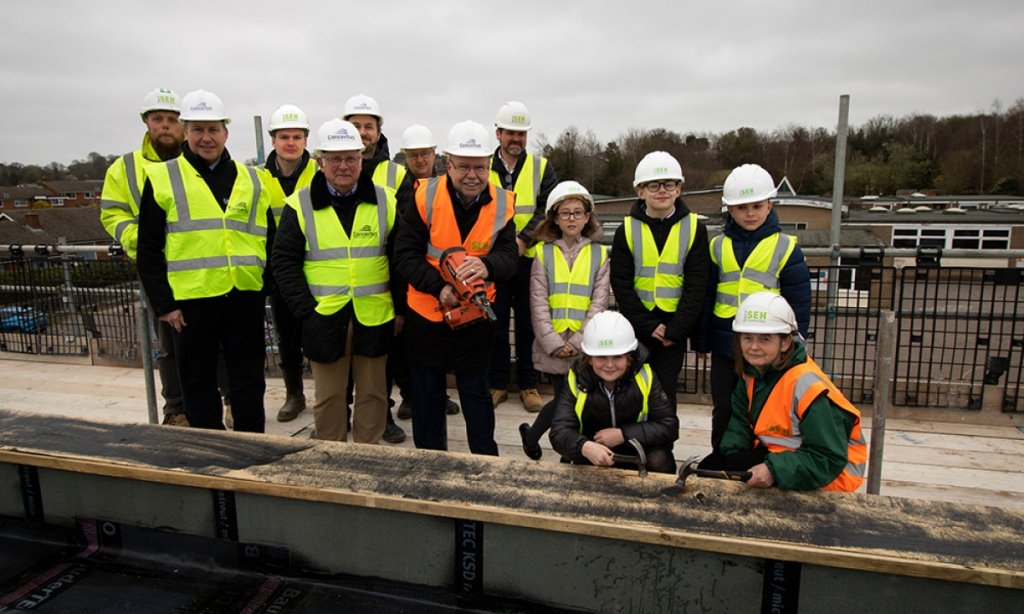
[
  {"xmin": 710, "ymin": 352, "xmax": 739, "ymax": 451},
  {"xmin": 488, "ymin": 257, "xmax": 538, "ymax": 390},
  {"xmin": 174, "ymin": 291, "xmax": 266, "ymax": 432},
  {"xmin": 409, "ymin": 364, "xmax": 497, "ymax": 455},
  {"xmin": 270, "ymin": 289, "xmax": 303, "ymax": 372},
  {"xmin": 643, "ymin": 339, "xmax": 686, "ymax": 399}
]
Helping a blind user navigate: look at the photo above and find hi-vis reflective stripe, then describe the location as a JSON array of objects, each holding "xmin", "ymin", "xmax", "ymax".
[
  {"xmin": 629, "ymin": 217, "xmax": 692, "ymax": 304},
  {"xmin": 387, "ymin": 162, "xmax": 398, "ymax": 190},
  {"xmin": 166, "ymin": 255, "xmax": 266, "ymax": 272},
  {"xmin": 124, "ymin": 153, "xmax": 141, "ymax": 208},
  {"xmin": 425, "ymin": 178, "xmax": 509, "ymax": 260},
  {"xmin": 713, "ymin": 234, "xmax": 793, "ymax": 307},
  {"xmin": 514, "ymin": 158, "xmax": 542, "ymax": 216},
  {"xmin": 164, "ymin": 160, "xmax": 266, "ymax": 237},
  {"xmin": 543, "ymin": 243, "xmax": 603, "ymax": 322},
  {"xmin": 298, "ymin": 185, "xmax": 389, "ymax": 261},
  {"xmin": 309, "ymin": 282, "xmax": 390, "ymax": 298}
]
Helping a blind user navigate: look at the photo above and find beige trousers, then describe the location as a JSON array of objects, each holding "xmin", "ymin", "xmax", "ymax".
[{"xmin": 309, "ymin": 322, "xmax": 387, "ymax": 444}]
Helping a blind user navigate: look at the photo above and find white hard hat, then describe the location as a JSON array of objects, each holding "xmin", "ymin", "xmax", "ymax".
[
  {"xmin": 444, "ymin": 120, "xmax": 491, "ymax": 158},
  {"xmin": 140, "ymin": 87, "xmax": 180, "ymax": 116},
  {"xmin": 732, "ymin": 292, "xmax": 798, "ymax": 334},
  {"xmin": 179, "ymin": 89, "xmax": 230, "ymax": 124},
  {"xmin": 342, "ymin": 94, "xmax": 382, "ymax": 125},
  {"xmin": 633, "ymin": 151, "xmax": 684, "ymax": 187},
  {"xmin": 546, "ymin": 180, "xmax": 594, "ymax": 213},
  {"xmin": 581, "ymin": 311, "xmax": 639, "ymax": 356},
  {"xmin": 315, "ymin": 119, "xmax": 363, "ymax": 153},
  {"xmin": 722, "ymin": 163, "xmax": 777, "ymax": 206},
  {"xmin": 268, "ymin": 104, "xmax": 310, "ymax": 133},
  {"xmin": 401, "ymin": 124, "xmax": 436, "ymax": 150},
  {"xmin": 495, "ymin": 100, "xmax": 532, "ymax": 131}
]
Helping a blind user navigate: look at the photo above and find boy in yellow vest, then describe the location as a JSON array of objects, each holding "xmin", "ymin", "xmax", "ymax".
[{"xmin": 609, "ymin": 151, "xmax": 709, "ymax": 400}]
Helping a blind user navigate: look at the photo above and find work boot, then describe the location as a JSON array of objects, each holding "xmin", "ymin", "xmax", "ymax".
[
  {"xmin": 490, "ymin": 388, "xmax": 508, "ymax": 408},
  {"xmin": 519, "ymin": 423, "xmax": 542, "ymax": 461},
  {"xmin": 397, "ymin": 399, "xmax": 412, "ymax": 420},
  {"xmin": 276, "ymin": 367, "xmax": 307, "ymax": 422},
  {"xmin": 520, "ymin": 388, "xmax": 543, "ymax": 413},
  {"xmin": 382, "ymin": 422, "xmax": 406, "ymax": 444},
  {"xmin": 445, "ymin": 396, "xmax": 461, "ymax": 416},
  {"xmin": 161, "ymin": 412, "xmax": 189, "ymax": 427}
]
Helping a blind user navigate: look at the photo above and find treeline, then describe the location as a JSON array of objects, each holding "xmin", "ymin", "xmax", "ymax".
[
  {"xmin": 540, "ymin": 98, "xmax": 1024, "ymax": 197},
  {"xmin": 0, "ymin": 152, "xmax": 118, "ymax": 185},
  {"xmin": 5, "ymin": 100, "xmax": 1024, "ymax": 197}
]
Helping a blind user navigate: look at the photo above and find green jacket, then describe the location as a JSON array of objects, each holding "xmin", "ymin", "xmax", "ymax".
[{"xmin": 721, "ymin": 342, "xmax": 855, "ymax": 490}]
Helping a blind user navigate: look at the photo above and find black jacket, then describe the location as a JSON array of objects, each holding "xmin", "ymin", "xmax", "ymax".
[
  {"xmin": 609, "ymin": 198, "xmax": 710, "ymax": 347},
  {"xmin": 490, "ymin": 148, "xmax": 558, "ymax": 245},
  {"xmin": 272, "ymin": 172, "xmax": 403, "ymax": 362},
  {"xmin": 548, "ymin": 345, "xmax": 679, "ymax": 462},
  {"xmin": 393, "ymin": 177, "xmax": 519, "ymax": 370},
  {"xmin": 263, "ymin": 149, "xmax": 311, "ymax": 196},
  {"xmin": 693, "ymin": 209, "xmax": 811, "ymax": 356},
  {"xmin": 364, "ymin": 133, "xmax": 415, "ymax": 216},
  {"xmin": 137, "ymin": 145, "xmax": 275, "ymax": 316}
]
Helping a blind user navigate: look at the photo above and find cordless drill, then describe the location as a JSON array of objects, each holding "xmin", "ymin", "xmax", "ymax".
[{"xmin": 437, "ymin": 247, "xmax": 497, "ymax": 329}]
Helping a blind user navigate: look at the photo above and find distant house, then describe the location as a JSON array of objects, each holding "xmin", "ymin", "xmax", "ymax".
[
  {"xmin": 40, "ymin": 180, "xmax": 104, "ymax": 208},
  {"xmin": 0, "ymin": 208, "xmax": 111, "ymax": 260},
  {"xmin": 0, "ymin": 185, "xmax": 55, "ymax": 210}
]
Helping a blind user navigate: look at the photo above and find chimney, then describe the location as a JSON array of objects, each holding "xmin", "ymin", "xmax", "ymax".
[{"xmin": 25, "ymin": 212, "xmax": 41, "ymax": 229}]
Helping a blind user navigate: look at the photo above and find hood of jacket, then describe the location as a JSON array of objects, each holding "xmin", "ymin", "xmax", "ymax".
[
  {"xmin": 627, "ymin": 196, "xmax": 692, "ymax": 226},
  {"xmin": 723, "ymin": 207, "xmax": 781, "ymax": 243}
]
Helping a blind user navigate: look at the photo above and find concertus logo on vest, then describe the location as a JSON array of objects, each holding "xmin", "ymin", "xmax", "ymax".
[{"xmin": 352, "ymin": 224, "xmax": 378, "ymax": 239}]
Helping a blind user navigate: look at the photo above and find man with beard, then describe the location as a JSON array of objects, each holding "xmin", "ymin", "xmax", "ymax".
[{"xmin": 101, "ymin": 87, "xmax": 187, "ymax": 426}]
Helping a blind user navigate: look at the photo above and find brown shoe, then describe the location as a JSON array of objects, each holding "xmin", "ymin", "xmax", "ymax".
[
  {"xmin": 520, "ymin": 388, "xmax": 543, "ymax": 413},
  {"xmin": 224, "ymin": 403, "xmax": 233, "ymax": 430},
  {"xmin": 161, "ymin": 412, "xmax": 189, "ymax": 427},
  {"xmin": 276, "ymin": 394, "xmax": 307, "ymax": 422},
  {"xmin": 490, "ymin": 388, "xmax": 508, "ymax": 408}
]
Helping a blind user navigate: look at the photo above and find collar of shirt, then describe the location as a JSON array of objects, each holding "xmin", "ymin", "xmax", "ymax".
[{"xmin": 325, "ymin": 181, "xmax": 357, "ymax": 199}]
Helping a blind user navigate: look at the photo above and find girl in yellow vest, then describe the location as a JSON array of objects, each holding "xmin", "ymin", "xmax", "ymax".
[
  {"xmin": 518, "ymin": 181, "xmax": 610, "ymax": 460},
  {"xmin": 548, "ymin": 311, "xmax": 679, "ymax": 473},
  {"xmin": 699, "ymin": 292, "xmax": 866, "ymax": 491}
]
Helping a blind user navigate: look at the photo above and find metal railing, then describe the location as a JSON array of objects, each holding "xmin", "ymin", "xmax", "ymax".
[{"xmin": 1, "ymin": 246, "xmax": 1022, "ymax": 413}]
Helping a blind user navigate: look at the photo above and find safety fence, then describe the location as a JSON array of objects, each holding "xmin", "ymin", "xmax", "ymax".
[{"xmin": 1, "ymin": 252, "xmax": 1021, "ymax": 412}]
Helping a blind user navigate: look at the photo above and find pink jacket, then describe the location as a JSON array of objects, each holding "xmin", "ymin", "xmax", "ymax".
[{"xmin": 530, "ymin": 236, "xmax": 611, "ymax": 375}]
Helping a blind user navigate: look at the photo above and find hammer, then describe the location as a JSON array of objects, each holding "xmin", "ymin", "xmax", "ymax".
[
  {"xmin": 659, "ymin": 454, "xmax": 751, "ymax": 496},
  {"xmin": 610, "ymin": 438, "xmax": 648, "ymax": 477}
]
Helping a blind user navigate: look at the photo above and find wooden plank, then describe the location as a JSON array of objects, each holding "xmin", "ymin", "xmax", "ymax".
[
  {"xmin": 1, "ymin": 410, "xmax": 1023, "ymax": 591},
  {"xmin": 879, "ymin": 479, "xmax": 1024, "ymax": 509}
]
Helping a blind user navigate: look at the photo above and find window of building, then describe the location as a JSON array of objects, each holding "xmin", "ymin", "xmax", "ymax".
[
  {"xmin": 779, "ymin": 222, "xmax": 808, "ymax": 231},
  {"xmin": 893, "ymin": 225, "xmax": 1010, "ymax": 250},
  {"xmin": 14, "ymin": 199, "xmax": 28, "ymax": 208},
  {"xmin": 51, "ymin": 197, "xmax": 65, "ymax": 207}
]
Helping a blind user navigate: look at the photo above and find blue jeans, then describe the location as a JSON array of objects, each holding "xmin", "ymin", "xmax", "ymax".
[{"xmin": 409, "ymin": 365, "xmax": 497, "ymax": 455}]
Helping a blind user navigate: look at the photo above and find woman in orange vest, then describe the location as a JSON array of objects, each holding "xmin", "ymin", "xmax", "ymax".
[{"xmin": 700, "ymin": 292, "xmax": 866, "ymax": 491}]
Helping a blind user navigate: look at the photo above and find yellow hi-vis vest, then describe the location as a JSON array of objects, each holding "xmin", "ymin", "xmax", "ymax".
[
  {"xmin": 259, "ymin": 157, "xmax": 317, "ymax": 224},
  {"xmin": 100, "ymin": 133, "xmax": 163, "ymax": 259},
  {"xmin": 567, "ymin": 364, "xmax": 654, "ymax": 433},
  {"xmin": 623, "ymin": 214, "xmax": 699, "ymax": 311},
  {"xmin": 371, "ymin": 160, "xmax": 407, "ymax": 192},
  {"xmin": 285, "ymin": 184, "xmax": 397, "ymax": 324},
  {"xmin": 535, "ymin": 241, "xmax": 607, "ymax": 333},
  {"xmin": 489, "ymin": 153, "xmax": 547, "ymax": 257},
  {"xmin": 147, "ymin": 156, "xmax": 269, "ymax": 300},
  {"xmin": 710, "ymin": 232, "xmax": 796, "ymax": 319}
]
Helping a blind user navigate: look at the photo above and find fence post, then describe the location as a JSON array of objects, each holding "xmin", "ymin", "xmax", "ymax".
[
  {"xmin": 867, "ymin": 310, "xmax": 896, "ymax": 495},
  {"xmin": 822, "ymin": 94, "xmax": 850, "ymax": 375},
  {"xmin": 138, "ymin": 287, "xmax": 159, "ymax": 425},
  {"xmin": 58, "ymin": 238, "xmax": 85, "ymax": 339}
]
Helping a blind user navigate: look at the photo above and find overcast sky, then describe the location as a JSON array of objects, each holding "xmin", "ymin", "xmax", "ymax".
[{"xmin": 2, "ymin": 1, "xmax": 1022, "ymax": 167}]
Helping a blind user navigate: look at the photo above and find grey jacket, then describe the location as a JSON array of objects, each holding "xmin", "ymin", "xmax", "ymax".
[{"xmin": 529, "ymin": 236, "xmax": 611, "ymax": 375}]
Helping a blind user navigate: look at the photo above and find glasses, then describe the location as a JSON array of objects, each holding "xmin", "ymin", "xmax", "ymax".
[
  {"xmin": 451, "ymin": 164, "xmax": 490, "ymax": 175},
  {"xmin": 643, "ymin": 180, "xmax": 680, "ymax": 192},
  {"xmin": 556, "ymin": 209, "xmax": 589, "ymax": 220},
  {"xmin": 321, "ymin": 154, "xmax": 361, "ymax": 167}
]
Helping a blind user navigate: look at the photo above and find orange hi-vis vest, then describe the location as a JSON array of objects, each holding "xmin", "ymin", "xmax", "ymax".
[
  {"xmin": 406, "ymin": 177, "xmax": 515, "ymax": 322},
  {"xmin": 745, "ymin": 357, "xmax": 867, "ymax": 492}
]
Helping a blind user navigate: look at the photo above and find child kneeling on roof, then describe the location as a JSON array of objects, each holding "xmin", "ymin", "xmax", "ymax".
[
  {"xmin": 548, "ymin": 311, "xmax": 679, "ymax": 474},
  {"xmin": 699, "ymin": 292, "xmax": 866, "ymax": 491}
]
